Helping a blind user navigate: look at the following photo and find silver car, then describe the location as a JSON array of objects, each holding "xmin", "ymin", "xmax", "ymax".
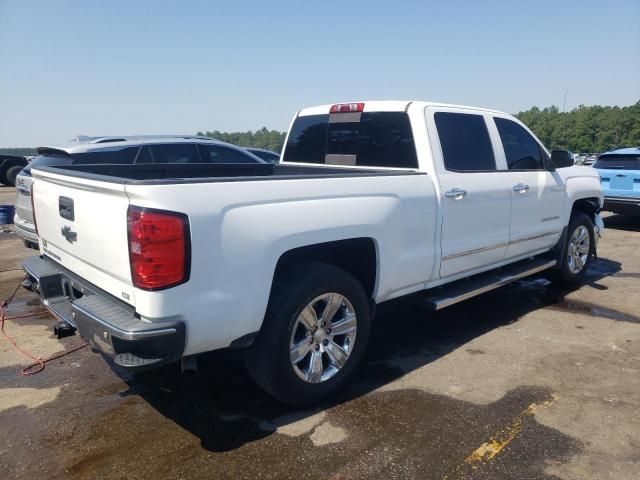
[{"xmin": 14, "ymin": 135, "xmax": 265, "ymax": 249}]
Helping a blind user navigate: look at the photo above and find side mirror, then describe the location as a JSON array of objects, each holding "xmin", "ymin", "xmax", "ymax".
[{"xmin": 550, "ymin": 149, "xmax": 574, "ymax": 169}]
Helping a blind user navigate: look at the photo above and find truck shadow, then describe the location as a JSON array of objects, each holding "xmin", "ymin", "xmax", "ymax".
[
  {"xmin": 121, "ymin": 257, "xmax": 621, "ymax": 453},
  {"xmin": 603, "ymin": 213, "xmax": 640, "ymax": 232}
]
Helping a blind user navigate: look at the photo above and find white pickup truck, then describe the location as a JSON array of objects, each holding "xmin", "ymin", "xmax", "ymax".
[{"xmin": 25, "ymin": 101, "xmax": 604, "ymax": 406}]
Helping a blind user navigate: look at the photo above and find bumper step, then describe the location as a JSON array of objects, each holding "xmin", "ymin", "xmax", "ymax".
[
  {"xmin": 424, "ymin": 257, "xmax": 557, "ymax": 311},
  {"xmin": 114, "ymin": 353, "xmax": 164, "ymax": 368},
  {"xmin": 22, "ymin": 255, "xmax": 185, "ymax": 371}
]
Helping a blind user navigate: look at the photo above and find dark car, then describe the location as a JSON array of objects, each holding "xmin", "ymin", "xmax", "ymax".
[{"xmin": 0, "ymin": 154, "xmax": 29, "ymax": 186}]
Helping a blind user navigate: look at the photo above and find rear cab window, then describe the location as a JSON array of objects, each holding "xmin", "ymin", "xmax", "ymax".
[{"xmin": 283, "ymin": 110, "xmax": 418, "ymax": 169}]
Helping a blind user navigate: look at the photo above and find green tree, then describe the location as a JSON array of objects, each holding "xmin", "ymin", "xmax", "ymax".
[
  {"xmin": 515, "ymin": 101, "xmax": 640, "ymax": 152},
  {"xmin": 197, "ymin": 127, "xmax": 286, "ymax": 153}
]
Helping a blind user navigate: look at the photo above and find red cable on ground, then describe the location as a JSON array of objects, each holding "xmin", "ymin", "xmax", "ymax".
[{"xmin": 1, "ymin": 279, "xmax": 88, "ymax": 376}]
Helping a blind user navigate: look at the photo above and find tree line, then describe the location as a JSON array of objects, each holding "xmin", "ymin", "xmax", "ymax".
[
  {"xmin": 515, "ymin": 101, "xmax": 640, "ymax": 153},
  {"xmin": 196, "ymin": 127, "xmax": 286, "ymax": 153},
  {"xmin": 199, "ymin": 102, "xmax": 639, "ymax": 154},
  {"xmin": 2, "ymin": 102, "xmax": 638, "ymax": 156}
]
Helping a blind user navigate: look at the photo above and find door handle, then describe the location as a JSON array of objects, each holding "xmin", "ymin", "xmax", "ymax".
[
  {"xmin": 513, "ymin": 183, "xmax": 530, "ymax": 193},
  {"xmin": 445, "ymin": 188, "xmax": 467, "ymax": 200}
]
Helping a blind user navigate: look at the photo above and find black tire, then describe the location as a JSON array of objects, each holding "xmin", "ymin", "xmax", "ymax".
[
  {"xmin": 549, "ymin": 212, "xmax": 595, "ymax": 285},
  {"xmin": 4, "ymin": 165, "xmax": 23, "ymax": 187},
  {"xmin": 245, "ymin": 262, "xmax": 371, "ymax": 407}
]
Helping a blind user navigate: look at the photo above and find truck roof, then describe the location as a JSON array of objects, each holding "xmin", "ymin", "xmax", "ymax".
[{"xmin": 297, "ymin": 100, "xmax": 510, "ymax": 117}]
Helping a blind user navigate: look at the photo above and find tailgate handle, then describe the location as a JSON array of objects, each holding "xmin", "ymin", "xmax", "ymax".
[{"xmin": 59, "ymin": 196, "xmax": 75, "ymax": 221}]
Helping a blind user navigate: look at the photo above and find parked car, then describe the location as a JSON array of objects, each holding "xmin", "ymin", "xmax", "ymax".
[
  {"xmin": 0, "ymin": 154, "xmax": 29, "ymax": 186},
  {"xmin": 582, "ymin": 153, "xmax": 599, "ymax": 166},
  {"xmin": 244, "ymin": 147, "xmax": 280, "ymax": 163},
  {"xmin": 594, "ymin": 147, "xmax": 640, "ymax": 215},
  {"xmin": 14, "ymin": 136, "xmax": 264, "ymax": 248},
  {"xmin": 573, "ymin": 153, "xmax": 588, "ymax": 165},
  {"xmin": 23, "ymin": 101, "xmax": 603, "ymax": 406}
]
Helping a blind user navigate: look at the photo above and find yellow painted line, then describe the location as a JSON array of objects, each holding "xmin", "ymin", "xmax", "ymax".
[{"xmin": 443, "ymin": 395, "xmax": 556, "ymax": 479}]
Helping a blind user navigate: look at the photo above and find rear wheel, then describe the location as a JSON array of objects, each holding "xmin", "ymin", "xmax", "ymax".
[
  {"xmin": 4, "ymin": 165, "xmax": 23, "ymax": 187},
  {"xmin": 245, "ymin": 262, "xmax": 371, "ymax": 407},
  {"xmin": 549, "ymin": 212, "xmax": 595, "ymax": 285}
]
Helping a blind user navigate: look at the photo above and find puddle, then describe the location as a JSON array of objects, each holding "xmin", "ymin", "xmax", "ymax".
[
  {"xmin": 0, "ymin": 386, "xmax": 61, "ymax": 413},
  {"xmin": 0, "ymin": 381, "xmax": 582, "ymax": 480},
  {"xmin": 548, "ymin": 299, "xmax": 640, "ymax": 324}
]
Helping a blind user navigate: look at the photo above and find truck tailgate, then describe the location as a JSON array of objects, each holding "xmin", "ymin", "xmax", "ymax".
[{"xmin": 31, "ymin": 168, "xmax": 135, "ymax": 306}]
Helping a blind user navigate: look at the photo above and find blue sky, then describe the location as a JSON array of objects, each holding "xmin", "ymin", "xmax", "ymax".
[{"xmin": 1, "ymin": 0, "xmax": 638, "ymax": 147}]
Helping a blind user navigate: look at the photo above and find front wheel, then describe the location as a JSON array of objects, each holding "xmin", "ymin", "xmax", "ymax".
[
  {"xmin": 245, "ymin": 262, "xmax": 371, "ymax": 407},
  {"xmin": 550, "ymin": 212, "xmax": 595, "ymax": 285}
]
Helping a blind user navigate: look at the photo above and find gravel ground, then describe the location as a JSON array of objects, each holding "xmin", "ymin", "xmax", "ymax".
[{"xmin": 1, "ymin": 184, "xmax": 639, "ymax": 479}]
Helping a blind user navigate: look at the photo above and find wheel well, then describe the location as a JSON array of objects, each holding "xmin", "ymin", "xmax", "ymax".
[
  {"xmin": 274, "ymin": 238, "xmax": 377, "ymax": 298},
  {"xmin": 572, "ymin": 197, "xmax": 600, "ymax": 216}
]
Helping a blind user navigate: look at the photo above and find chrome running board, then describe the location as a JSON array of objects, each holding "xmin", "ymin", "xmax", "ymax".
[{"xmin": 424, "ymin": 258, "xmax": 557, "ymax": 311}]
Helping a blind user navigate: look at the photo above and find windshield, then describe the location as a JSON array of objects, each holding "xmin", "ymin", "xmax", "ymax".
[{"xmin": 594, "ymin": 154, "xmax": 640, "ymax": 170}]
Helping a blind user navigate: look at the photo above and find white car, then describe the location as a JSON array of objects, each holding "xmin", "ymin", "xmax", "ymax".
[{"xmin": 24, "ymin": 101, "xmax": 603, "ymax": 406}]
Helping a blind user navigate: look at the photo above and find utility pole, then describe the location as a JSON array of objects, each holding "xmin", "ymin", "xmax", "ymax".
[{"xmin": 563, "ymin": 90, "xmax": 568, "ymax": 112}]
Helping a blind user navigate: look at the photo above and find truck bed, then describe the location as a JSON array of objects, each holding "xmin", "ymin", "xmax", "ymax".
[{"xmin": 35, "ymin": 163, "xmax": 421, "ymax": 184}]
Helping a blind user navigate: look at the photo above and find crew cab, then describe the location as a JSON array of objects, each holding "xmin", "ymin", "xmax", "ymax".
[{"xmin": 24, "ymin": 101, "xmax": 604, "ymax": 406}]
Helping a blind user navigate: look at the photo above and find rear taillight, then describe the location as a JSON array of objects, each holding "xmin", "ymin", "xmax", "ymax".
[
  {"xmin": 330, "ymin": 102, "xmax": 364, "ymax": 113},
  {"xmin": 127, "ymin": 206, "xmax": 190, "ymax": 290},
  {"xmin": 30, "ymin": 184, "xmax": 39, "ymax": 235}
]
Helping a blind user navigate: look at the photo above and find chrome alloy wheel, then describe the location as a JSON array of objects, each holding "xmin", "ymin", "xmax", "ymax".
[
  {"xmin": 567, "ymin": 225, "xmax": 590, "ymax": 275},
  {"xmin": 289, "ymin": 293, "xmax": 357, "ymax": 384}
]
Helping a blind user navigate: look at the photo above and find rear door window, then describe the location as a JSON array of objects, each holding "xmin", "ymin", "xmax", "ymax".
[
  {"xmin": 283, "ymin": 112, "xmax": 418, "ymax": 168},
  {"xmin": 72, "ymin": 146, "xmax": 140, "ymax": 164},
  {"xmin": 494, "ymin": 118, "xmax": 545, "ymax": 170},
  {"xmin": 198, "ymin": 144, "xmax": 262, "ymax": 163},
  {"xmin": 434, "ymin": 112, "xmax": 496, "ymax": 171},
  {"xmin": 148, "ymin": 144, "xmax": 200, "ymax": 163},
  {"xmin": 594, "ymin": 154, "xmax": 640, "ymax": 170}
]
